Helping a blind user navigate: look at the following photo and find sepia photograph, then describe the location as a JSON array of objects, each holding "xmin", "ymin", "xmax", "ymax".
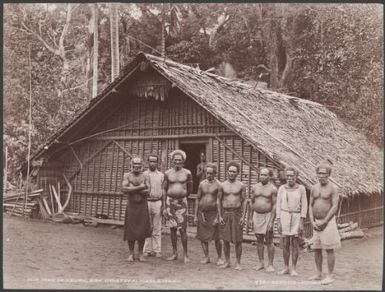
[{"xmin": 3, "ymin": 2, "xmax": 383, "ymax": 290}]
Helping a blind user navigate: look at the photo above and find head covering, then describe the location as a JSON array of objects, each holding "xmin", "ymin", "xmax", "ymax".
[{"xmin": 169, "ymin": 149, "xmax": 187, "ymax": 161}]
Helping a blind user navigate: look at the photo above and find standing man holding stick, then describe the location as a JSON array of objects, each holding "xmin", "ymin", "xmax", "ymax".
[
  {"xmin": 276, "ymin": 166, "xmax": 308, "ymax": 276},
  {"xmin": 122, "ymin": 157, "xmax": 151, "ymax": 262},
  {"xmin": 217, "ymin": 161, "xmax": 247, "ymax": 270},
  {"xmin": 163, "ymin": 150, "xmax": 193, "ymax": 263}
]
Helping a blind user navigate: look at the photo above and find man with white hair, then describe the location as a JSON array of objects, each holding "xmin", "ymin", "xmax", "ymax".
[{"xmin": 163, "ymin": 149, "xmax": 193, "ymax": 263}]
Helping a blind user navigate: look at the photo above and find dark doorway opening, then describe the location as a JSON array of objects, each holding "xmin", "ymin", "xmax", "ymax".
[{"xmin": 180, "ymin": 143, "xmax": 206, "ymax": 194}]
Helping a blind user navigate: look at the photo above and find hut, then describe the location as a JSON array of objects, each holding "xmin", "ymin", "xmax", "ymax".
[{"xmin": 22, "ymin": 53, "xmax": 383, "ymax": 236}]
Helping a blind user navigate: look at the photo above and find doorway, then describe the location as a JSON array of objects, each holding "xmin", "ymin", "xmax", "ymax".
[{"xmin": 180, "ymin": 142, "xmax": 207, "ymax": 194}]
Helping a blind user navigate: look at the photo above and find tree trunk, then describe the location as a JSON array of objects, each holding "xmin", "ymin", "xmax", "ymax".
[
  {"xmin": 110, "ymin": 3, "xmax": 119, "ymax": 81},
  {"xmin": 161, "ymin": 3, "xmax": 166, "ymax": 58},
  {"xmin": 92, "ymin": 3, "xmax": 99, "ymax": 98}
]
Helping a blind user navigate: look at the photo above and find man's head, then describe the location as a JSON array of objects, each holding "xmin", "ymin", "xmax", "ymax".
[
  {"xmin": 170, "ymin": 149, "xmax": 186, "ymax": 170},
  {"xmin": 259, "ymin": 167, "xmax": 271, "ymax": 184},
  {"xmin": 205, "ymin": 163, "xmax": 217, "ymax": 181},
  {"xmin": 200, "ymin": 152, "xmax": 206, "ymax": 163},
  {"xmin": 131, "ymin": 157, "xmax": 143, "ymax": 174},
  {"xmin": 148, "ymin": 154, "xmax": 159, "ymax": 171},
  {"xmin": 316, "ymin": 163, "xmax": 332, "ymax": 186},
  {"xmin": 285, "ymin": 166, "xmax": 298, "ymax": 187},
  {"xmin": 227, "ymin": 161, "xmax": 240, "ymax": 181}
]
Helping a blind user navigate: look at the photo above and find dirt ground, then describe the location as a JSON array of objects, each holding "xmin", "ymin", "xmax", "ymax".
[{"xmin": 3, "ymin": 214, "xmax": 383, "ymax": 290}]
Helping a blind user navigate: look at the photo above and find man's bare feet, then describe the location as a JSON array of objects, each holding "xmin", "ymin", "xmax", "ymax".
[
  {"xmin": 265, "ymin": 265, "xmax": 275, "ymax": 273},
  {"xmin": 290, "ymin": 269, "xmax": 298, "ymax": 277},
  {"xmin": 200, "ymin": 257, "xmax": 210, "ymax": 264},
  {"xmin": 219, "ymin": 262, "xmax": 230, "ymax": 269},
  {"xmin": 254, "ymin": 263, "xmax": 264, "ymax": 271},
  {"xmin": 308, "ymin": 274, "xmax": 322, "ymax": 281},
  {"xmin": 126, "ymin": 255, "xmax": 134, "ymax": 262},
  {"xmin": 138, "ymin": 254, "xmax": 147, "ymax": 262},
  {"xmin": 234, "ymin": 263, "xmax": 242, "ymax": 270},
  {"xmin": 184, "ymin": 256, "xmax": 190, "ymax": 264},
  {"xmin": 216, "ymin": 258, "xmax": 225, "ymax": 266},
  {"xmin": 278, "ymin": 268, "xmax": 290, "ymax": 275},
  {"xmin": 166, "ymin": 254, "xmax": 178, "ymax": 261},
  {"xmin": 321, "ymin": 275, "xmax": 335, "ymax": 285}
]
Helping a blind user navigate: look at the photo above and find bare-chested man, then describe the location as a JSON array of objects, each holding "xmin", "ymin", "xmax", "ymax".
[
  {"xmin": 163, "ymin": 149, "xmax": 193, "ymax": 263},
  {"xmin": 194, "ymin": 163, "xmax": 224, "ymax": 265},
  {"xmin": 218, "ymin": 161, "xmax": 247, "ymax": 270},
  {"xmin": 308, "ymin": 163, "xmax": 341, "ymax": 285},
  {"xmin": 250, "ymin": 168, "xmax": 277, "ymax": 272},
  {"xmin": 276, "ymin": 166, "xmax": 307, "ymax": 276},
  {"xmin": 122, "ymin": 157, "xmax": 152, "ymax": 262}
]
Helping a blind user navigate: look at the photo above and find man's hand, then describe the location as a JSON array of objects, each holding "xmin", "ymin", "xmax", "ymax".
[
  {"xmin": 277, "ymin": 221, "xmax": 282, "ymax": 234},
  {"xmin": 315, "ymin": 219, "xmax": 328, "ymax": 231},
  {"xmin": 248, "ymin": 217, "xmax": 254, "ymax": 228},
  {"xmin": 194, "ymin": 216, "xmax": 198, "ymax": 225},
  {"xmin": 218, "ymin": 216, "xmax": 225, "ymax": 225},
  {"xmin": 163, "ymin": 208, "xmax": 171, "ymax": 219},
  {"xmin": 266, "ymin": 221, "xmax": 274, "ymax": 232},
  {"xmin": 201, "ymin": 213, "xmax": 207, "ymax": 223},
  {"xmin": 239, "ymin": 216, "xmax": 245, "ymax": 226},
  {"xmin": 299, "ymin": 218, "xmax": 305, "ymax": 236},
  {"xmin": 312, "ymin": 221, "xmax": 321, "ymax": 231}
]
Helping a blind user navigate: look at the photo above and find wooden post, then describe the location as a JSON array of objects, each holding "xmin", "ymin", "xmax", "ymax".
[
  {"xmin": 24, "ymin": 43, "xmax": 33, "ymax": 217},
  {"xmin": 110, "ymin": 3, "xmax": 120, "ymax": 81},
  {"xmin": 92, "ymin": 3, "xmax": 99, "ymax": 98},
  {"xmin": 3, "ymin": 145, "xmax": 7, "ymax": 196}
]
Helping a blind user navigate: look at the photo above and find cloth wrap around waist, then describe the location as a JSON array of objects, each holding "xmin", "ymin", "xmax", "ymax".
[
  {"xmin": 219, "ymin": 207, "xmax": 243, "ymax": 243},
  {"xmin": 197, "ymin": 209, "xmax": 219, "ymax": 242},
  {"xmin": 123, "ymin": 192, "xmax": 152, "ymax": 241},
  {"xmin": 164, "ymin": 196, "xmax": 188, "ymax": 229}
]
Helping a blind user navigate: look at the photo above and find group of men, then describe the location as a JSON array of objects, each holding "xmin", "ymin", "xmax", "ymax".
[{"xmin": 122, "ymin": 149, "xmax": 341, "ymax": 285}]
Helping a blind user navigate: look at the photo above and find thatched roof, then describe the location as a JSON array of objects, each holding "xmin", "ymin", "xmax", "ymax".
[{"xmin": 27, "ymin": 53, "xmax": 383, "ymax": 196}]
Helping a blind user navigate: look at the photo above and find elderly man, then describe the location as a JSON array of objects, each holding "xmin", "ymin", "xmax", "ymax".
[
  {"xmin": 194, "ymin": 163, "xmax": 224, "ymax": 265},
  {"xmin": 143, "ymin": 154, "xmax": 164, "ymax": 258},
  {"xmin": 308, "ymin": 163, "xmax": 341, "ymax": 285},
  {"xmin": 218, "ymin": 161, "xmax": 247, "ymax": 270},
  {"xmin": 276, "ymin": 166, "xmax": 308, "ymax": 276},
  {"xmin": 122, "ymin": 157, "xmax": 152, "ymax": 262},
  {"xmin": 250, "ymin": 167, "xmax": 277, "ymax": 272},
  {"xmin": 163, "ymin": 149, "xmax": 193, "ymax": 263}
]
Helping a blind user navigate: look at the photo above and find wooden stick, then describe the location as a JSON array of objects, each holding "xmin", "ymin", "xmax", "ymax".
[
  {"xmin": 340, "ymin": 229, "xmax": 364, "ymax": 240},
  {"xmin": 51, "ymin": 185, "xmax": 62, "ymax": 213},
  {"xmin": 37, "ymin": 198, "xmax": 50, "ymax": 219},
  {"xmin": 24, "ymin": 43, "xmax": 33, "ymax": 217},
  {"xmin": 3, "ymin": 202, "xmax": 36, "ymax": 207},
  {"xmin": 58, "ymin": 181, "xmax": 61, "ymax": 205},
  {"xmin": 62, "ymin": 174, "xmax": 72, "ymax": 211},
  {"xmin": 42, "ymin": 197, "xmax": 52, "ymax": 216},
  {"xmin": 49, "ymin": 184, "xmax": 55, "ymax": 214},
  {"xmin": 338, "ymin": 222, "xmax": 359, "ymax": 233}
]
